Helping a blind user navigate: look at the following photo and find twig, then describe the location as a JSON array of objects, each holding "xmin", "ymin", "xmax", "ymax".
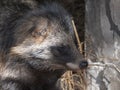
[
  {"xmin": 89, "ymin": 63, "xmax": 120, "ymax": 74},
  {"xmin": 72, "ymin": 20, "xmax": 83, "ymax": 54}
]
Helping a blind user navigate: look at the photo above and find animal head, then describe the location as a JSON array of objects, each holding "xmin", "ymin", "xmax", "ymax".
[{"xmin": 5, "ymin": 3, "xmax": 88, "ymax": 71}]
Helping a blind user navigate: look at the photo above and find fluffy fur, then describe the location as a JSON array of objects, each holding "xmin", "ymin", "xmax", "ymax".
[{"xmin": 0, "ymin": 1, "xmax": 88, "ymax": 90}]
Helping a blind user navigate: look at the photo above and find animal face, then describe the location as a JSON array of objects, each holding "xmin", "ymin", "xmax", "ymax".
[
  {"xmin": 0, "ymin": 2, "xmax": 88, "ymax": 90},
  {"xmin": 8, "ymin": 3, "xmax": 88, "ymax": 71}
]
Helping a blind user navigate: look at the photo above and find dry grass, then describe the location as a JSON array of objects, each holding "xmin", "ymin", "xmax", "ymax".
[{"xmin": 59, "ymin": 71, "xmax": 87, "ymax": 90}]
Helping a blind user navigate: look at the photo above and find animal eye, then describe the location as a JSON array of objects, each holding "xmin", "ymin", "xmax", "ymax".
[
  {"xmin": 32, "ymin": 28, "xmax": 48, "ymax": 37},
  {"xmin": 38, "ymin": 28, "xmax": 48, "ymax": 36}
]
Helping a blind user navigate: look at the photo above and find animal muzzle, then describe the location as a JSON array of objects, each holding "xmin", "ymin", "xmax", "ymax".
[
  {"xmin": 66, "ymin": 60, "xmax": 88, "ymax": 70},
  {"xmin": 79, "ymin": 60, "xmax": 88, "ymax": 69}
]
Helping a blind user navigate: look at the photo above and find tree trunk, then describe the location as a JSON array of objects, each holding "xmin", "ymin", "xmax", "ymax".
[{"xmin": 85, "ymin": 0, "xmax": 120, "ymax": 90}]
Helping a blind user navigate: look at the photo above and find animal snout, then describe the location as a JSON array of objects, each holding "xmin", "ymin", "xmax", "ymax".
[
  {"xmin": 79, "ymin": 60, "xmax": 88, "ymax": 69},
  {"xmin": 66, "ymin": 60, "xmax": 88, "ymax": 70}
]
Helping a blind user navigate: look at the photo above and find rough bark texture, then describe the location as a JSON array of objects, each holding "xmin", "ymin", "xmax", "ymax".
[{"xmin": 85, "ymin": 0, "xmax": 120, "ymax": 90}]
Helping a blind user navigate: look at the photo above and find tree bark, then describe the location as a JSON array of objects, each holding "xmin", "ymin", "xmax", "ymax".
[{"xmin": 85, "ymin": 0, "xmax": 120, "ymax": 90}]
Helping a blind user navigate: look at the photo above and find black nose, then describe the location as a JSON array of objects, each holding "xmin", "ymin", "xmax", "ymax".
[{"xmin": 79, "ymin": 60, "xmax": 88, "ymax": 69}]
